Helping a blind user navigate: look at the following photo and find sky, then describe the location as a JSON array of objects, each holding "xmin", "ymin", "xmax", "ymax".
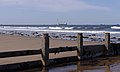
[{"xmin": 0, "ymin": 0, "xmax": 119, "ymax": 25}]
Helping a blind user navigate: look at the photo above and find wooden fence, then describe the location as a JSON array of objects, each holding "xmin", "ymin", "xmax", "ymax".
[{"xmin": 0, "ymin": 33, "xmax": 120, "ymax": 71}]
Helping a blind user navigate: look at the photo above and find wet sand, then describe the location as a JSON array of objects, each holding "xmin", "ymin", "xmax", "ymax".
[
  {"xmin": 0, "ymin": 35, "xmax": 104, "ymax": 65},
  {"xmin": 21, "ymin": 56, "xmax": 120, "ymax": 72}
]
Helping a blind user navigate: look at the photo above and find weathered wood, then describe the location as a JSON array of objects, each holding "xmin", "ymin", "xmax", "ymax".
[
  {"xmin": 49, "ymin": 46, "xmax": 77, "ymax": 53},
  {"xmin": 0, "ymin": 60, "xmax": 43, "ymax": 72},
  {"xmin": 1, "ymin": 32, "xmax": 120, "ymax": 71},
  {"xmin": 0, "ymin": 45, "xmax": 106, "ymax": 58},
  {"xmin": 105, "ymin": 33, "xmax": 110, "ymax": 54},
  {"xmin": 83, "ymin": 45, "xmax": 106, "ymax": 59},
  {"xmin": 0, "ymin": 50, "xmax": 41, "ymax": 58},
  {"xmin": 41, "ymin": 33, "xmax": 49, "ymax": 66},
  {"xmin": 49, "ymin": 56, "xmax": 78, "ymax": 65},
  {"xmin": 0, "ymin": 56, "xmax": 78, "ymax": 71},
  {"xmin": 77, "ymin": 33, "xmax": 83, "ymax": 60},
  {"xmin": 110, "ymin": 43, "xmax": 120, "ymax": 55}
]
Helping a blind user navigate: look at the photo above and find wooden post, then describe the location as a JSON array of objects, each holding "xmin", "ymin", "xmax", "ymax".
[
  {"xmin": 41, "ymin": 33, "xmax": 49, "ymax": 66},
  {"xmin": 77, "ymin": 33, "xmax": 83, "ymax": 60},
  {"xmin": 105, "ymin": 33, "xmax": 110, "ymax": 50}
]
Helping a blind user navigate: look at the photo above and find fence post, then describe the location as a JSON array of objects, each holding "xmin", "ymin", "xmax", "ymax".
[
  {"xmin": 105, "ymin": 33, "xmax": 110, "ymax": 54},
  {"xmin": 41, "ymin": 33, "xmax": 49, "ymax": 66},
  {"xmin": 77, "ymin": 33, "xmax": 83, "ymax": 60}
]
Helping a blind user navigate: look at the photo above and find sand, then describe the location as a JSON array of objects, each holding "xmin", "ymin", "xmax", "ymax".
[{"xmin": 0, "ymin": 35, "xmax": 104, "ymax": 65}]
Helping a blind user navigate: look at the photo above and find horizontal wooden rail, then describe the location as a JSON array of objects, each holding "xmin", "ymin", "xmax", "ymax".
[
  {"xmin": 0, "ymin": 56, "xmax": 78, "ymax": 71},
  {"xmin": 0, "ymin": 46, "xmax": 77, "ymax": 58},
  {"xmin": 0, "ymin": 60, "xmax": 43, "ymax": 72},
  {"xmin": 0, "ymin": 50, "xmax": 41, "ymax": 58},
  {"xmin": 49, "ymin": 56, "xmax": 78, "ymax": 65},
  {"xmin": 49, "ymin": 46, "xmax": 77, "ymax": 53},
  {"xmin": 0, "ymin": 45, "xmax": 106, "ymax": 58},
  {"xmin": 83, "ymin": 44, "xmax": 105, "ymax": 49}
]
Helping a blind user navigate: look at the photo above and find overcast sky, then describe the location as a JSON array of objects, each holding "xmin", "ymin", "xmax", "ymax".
[{"xmin": 0, "ymin": 0, "xmax": 119, "ymax": 25}]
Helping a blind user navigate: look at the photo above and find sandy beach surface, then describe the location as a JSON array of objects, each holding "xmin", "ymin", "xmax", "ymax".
[{"xmin": 0, "ymin": 35, "xmax": 104, "ymax": 65}]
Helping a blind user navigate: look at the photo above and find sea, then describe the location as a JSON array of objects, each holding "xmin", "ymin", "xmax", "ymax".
[
  {"xmin": 0, "ymin": 24, "xmax": 120, "ymax": 34},
  {"xmin": 1, "ymin": 24, "xmax": 120, "ymax": 42},
  {"xmin": 0, "ymin": 24, "xmax": 120, "ymax": 72}
]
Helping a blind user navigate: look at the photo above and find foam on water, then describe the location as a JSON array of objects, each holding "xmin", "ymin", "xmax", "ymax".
[
  {"xmin": 1, "ymin": 26, "xmax": 120, "ymax": 34},
  {"xmin": 111, "ymin": 26, "xmax": 120, "ymax": 29},
  {"xmin": 48, "ymin": 27, "xmax": 63, "ymax": 29}
]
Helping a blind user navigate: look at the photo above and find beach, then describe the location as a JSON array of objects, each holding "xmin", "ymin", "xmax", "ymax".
[
  {"xmin": 0, "ymin": 34, "xmax": 104, "ymax": 65},
  {"xmin": 0, "ymin": 26, "xmax": 119, "ymax": 72}
]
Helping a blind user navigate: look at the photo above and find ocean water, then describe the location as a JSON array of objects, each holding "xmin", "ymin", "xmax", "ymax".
[
  {"xmin": 0, "ymin": 24, "xmax": 120, "ymax": 42},
  {"xmin": 0, "ymin": 24, "xmax": 120, "ymax": 33}
]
